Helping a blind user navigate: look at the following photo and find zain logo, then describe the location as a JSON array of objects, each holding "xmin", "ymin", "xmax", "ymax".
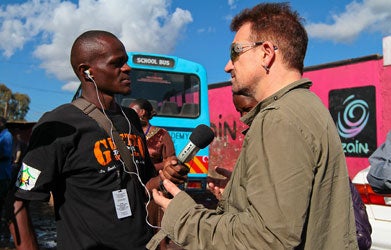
[{"xmin": 337, "ymin": 95, "xmax": 369, "ymax": 138}]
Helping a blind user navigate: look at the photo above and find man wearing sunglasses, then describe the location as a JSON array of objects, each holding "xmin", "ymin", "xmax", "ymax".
[{"xmin": 148, "ymin": 3, "xmax": 358, "ymax": 250}]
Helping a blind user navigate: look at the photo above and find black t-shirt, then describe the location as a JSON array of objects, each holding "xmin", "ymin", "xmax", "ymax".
[{"xmin": 15, "ymin": 103, "xmax": 156, "ymax": 249}]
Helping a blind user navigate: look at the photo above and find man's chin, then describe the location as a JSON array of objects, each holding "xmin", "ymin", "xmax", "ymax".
[
  {"xmin": 118, "ymin": 88, "xmax": 131, "ymax": 95},
  {"xmin": 232, "ymin": 86, "xmax": 252, "ymax": 97}
]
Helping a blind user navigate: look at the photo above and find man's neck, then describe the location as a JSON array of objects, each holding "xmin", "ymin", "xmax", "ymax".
[
  {"xmin": 256, "ymin": 69, "xmax": 302, "ymax": 102},
  {"xmin": 81, "ymin": 93, "xmax": 116, "ymax": 111}
]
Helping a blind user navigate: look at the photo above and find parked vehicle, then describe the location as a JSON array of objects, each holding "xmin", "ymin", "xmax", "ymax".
[{"xmin": 353, "ymin": 166, "xmax": 391, "ymax": 249}]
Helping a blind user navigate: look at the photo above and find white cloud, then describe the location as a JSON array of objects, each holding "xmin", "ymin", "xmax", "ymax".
[
  {"xmin": 0, "ymin": 0, "xmax": 59, "ymax": 57},
  {"xmin": 227, "ymin": 0, "xmax": 237, "ymax": 10},
  {"xmin": 197, "ymin": 26, "xmax": 215, "ymax": 34},
  {"xmin": 0, "ymin": 0, "xmax": 192, "ymax": 91},
  {"xmin": 61, "ymin": 80, "xmax": 80, "ymax": 92},
  {"xmin": 306, "ymin": 0, "xmax": 391, "ymax": 43}
]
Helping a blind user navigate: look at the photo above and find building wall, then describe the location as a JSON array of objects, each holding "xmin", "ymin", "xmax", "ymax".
[
  {"xmin": 304, "ymin": 57, "xmax": 389, "ymax": 177},
  {"xmin": 208, "ymin": 83, "xmax": 245, "ymax": 174}
]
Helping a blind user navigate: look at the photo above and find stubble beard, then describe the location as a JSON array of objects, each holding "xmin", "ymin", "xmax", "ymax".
[{"xmin": 232, "ymin": 81, "xmax": 255, "ymax": 98}]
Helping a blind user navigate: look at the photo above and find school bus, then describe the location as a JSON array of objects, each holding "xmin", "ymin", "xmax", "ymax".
[{"xmin": 116, "ymin": 52, "xmax": 211, "ymax": 190}]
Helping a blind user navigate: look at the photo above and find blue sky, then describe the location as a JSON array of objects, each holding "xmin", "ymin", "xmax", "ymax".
[{"xmin": 1, "ymin": 0, "xmax": 390, "ymax": 122}]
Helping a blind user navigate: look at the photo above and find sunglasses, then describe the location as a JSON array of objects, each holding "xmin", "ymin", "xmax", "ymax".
[{"xmin": 230, "ymin": 41, "xmax": 278, "ymax": 62}]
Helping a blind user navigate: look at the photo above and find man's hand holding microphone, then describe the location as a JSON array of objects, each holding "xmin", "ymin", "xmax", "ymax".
[{"xmin": 154, "ymin": 124, "xmax": 215, "ymax": 208}]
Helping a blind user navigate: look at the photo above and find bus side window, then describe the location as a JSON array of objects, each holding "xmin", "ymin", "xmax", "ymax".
[
  {"xmin": 159, "ymin": 101, "xmax": 179, "ymax": 115},
  {"xmin": 180, "ymin": 103, "xmax": 199, "ymax": 117},
  {"xmin": 148, "ymin": 99, "xmax": 159, "ymax": 113}
]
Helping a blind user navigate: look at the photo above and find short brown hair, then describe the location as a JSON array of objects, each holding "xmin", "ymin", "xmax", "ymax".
[{"xmin": 230, "ymin": 2, "xmax": 308, "ymax": 74}]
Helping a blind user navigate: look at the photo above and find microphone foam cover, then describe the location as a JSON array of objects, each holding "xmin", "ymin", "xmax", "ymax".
[{"xmin": 190, "ymin": 124, "xmax": 215, "ymax": 149}]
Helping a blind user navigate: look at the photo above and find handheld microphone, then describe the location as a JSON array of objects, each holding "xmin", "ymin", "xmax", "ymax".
[
  {"xmin": 177, "ymin": 124, "xmax": 215, "ymax": 166},
  {"xmin": 159, "ymin": 124, "xmax": 215, "ymax": 194}
]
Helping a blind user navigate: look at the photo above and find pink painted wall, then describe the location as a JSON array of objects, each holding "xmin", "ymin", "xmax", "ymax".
[
  {"xmin": 379, "ymin": 63, "xmax": 391, "ymax": 136},
  {"xmin": 208, "ymin": 83, "xmax": 246, "ymax": 173},
  {"xmin": 304, "ymin": 58, "xmax": 391, "ymax": 177},
  {"xmin": 208, "ymin": 56, "xmax": 391, "ymax": 178}
]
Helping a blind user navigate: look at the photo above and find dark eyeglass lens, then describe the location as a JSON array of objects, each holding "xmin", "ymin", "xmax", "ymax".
[{"xmin": 230, "ymin": 44, "xmax": 239, "ymax": 61}]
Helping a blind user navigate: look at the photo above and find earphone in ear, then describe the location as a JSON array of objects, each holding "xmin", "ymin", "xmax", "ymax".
[
  {"xmin": 84, "ymin": 69, "xmax": 92, "ymax": 79},
  {"xmin": 84, "ymin": 69, "xmax": 94, "ymax": 81}
]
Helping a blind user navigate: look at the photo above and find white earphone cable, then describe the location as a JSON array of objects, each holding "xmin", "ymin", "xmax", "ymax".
[{"xmin": 88, "ymin": 76, "xmax": 159, "ymax": 229}]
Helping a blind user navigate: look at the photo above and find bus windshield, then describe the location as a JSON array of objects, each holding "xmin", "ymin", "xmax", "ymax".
[{"xmin": 118, "ymin": 69, "xmax": 200, "ymax": 118}]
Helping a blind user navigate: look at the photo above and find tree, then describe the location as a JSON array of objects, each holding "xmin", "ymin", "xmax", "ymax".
[
  {"xmin": 0, "ymin": 84, "xmax": 12, "ymax": 117},
  {"xmin": 0, "ymin": 83, "xmax": 30, "ymax": 121}
]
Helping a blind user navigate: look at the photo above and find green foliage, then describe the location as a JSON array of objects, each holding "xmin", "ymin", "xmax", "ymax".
[{"xmin": 0, "ymin": 83, "xmax": 30, "ymax": 121}]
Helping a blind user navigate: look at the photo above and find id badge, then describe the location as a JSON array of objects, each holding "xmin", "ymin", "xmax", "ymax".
[{"xmin": 112, "ymin": 189, "xmax": 132, "ymax": 219}]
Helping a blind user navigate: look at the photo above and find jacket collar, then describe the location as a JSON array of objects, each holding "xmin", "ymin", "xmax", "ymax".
[{"xmin": 240, "ymin": 78, "xmax": 312, "ymax": 128}]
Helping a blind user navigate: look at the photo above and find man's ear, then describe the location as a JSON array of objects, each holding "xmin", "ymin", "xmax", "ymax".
[{"xmin": 261, "ymin": 41, "xmax": 277, "ymax": 69}]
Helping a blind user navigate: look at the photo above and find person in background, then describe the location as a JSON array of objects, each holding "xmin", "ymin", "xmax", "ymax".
[
  {"xmin": 8, "ymin": 30, "xmax": 188, "ymax": 250},
  {"xmin": 147, "ymin": 3, "xmax": 358, "ymax": 249},
  {"xmin": 367, "ymin": 130, "xmax": 391, "ymax": 194},
  {"xmin": 130, "ymin": 98, "xmax": 176, "ymax": 250},
  {"xmin": 130, "ymin": 99, "xmax": 176, "ymax": 172},
  {"xmin": 12, "ymin": 131, "xmax": 28, "ymax": 173},
  {"xmin": 0, "ymin": 116, "xmax": 13, "ymax": 242},
  {"xmin": 232, "ymin": 91, "xmax": 258, "ymax": 118},
  {"xmin": 208, "ymin": 91, "xmax": 257, "ymax": 200},
  {"xmin": 2, "ymin": 130, "xmax": 27, "ymax": 244}
]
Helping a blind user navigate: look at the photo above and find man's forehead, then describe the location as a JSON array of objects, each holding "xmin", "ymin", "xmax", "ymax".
[
  {"xmin": 233, "ymin": 22, "xmax": 252, "ymax": 41},
  {"xmin": 90, "ymin": 37, "xmax": 126, "ymax": 59}
]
